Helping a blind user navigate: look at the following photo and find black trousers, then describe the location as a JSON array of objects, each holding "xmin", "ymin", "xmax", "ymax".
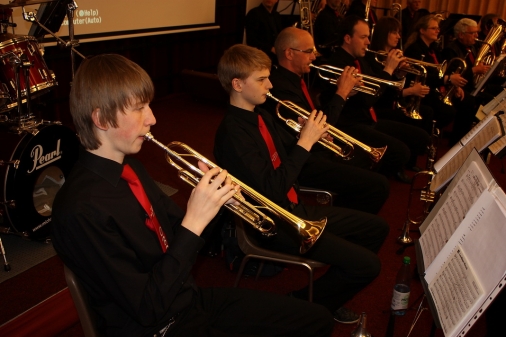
[
  {"xmin": 298, "ymin": 151, "xmax": 390, "ymax": 214},
  {"xmin": 167, "ymin": 288, "xmax": 333, "ymax": 337},
  {"xmin": 262, "ymin": 203, "xmax": 389, "ymax": 313},
  {"xmin": 336, "ymin": 122, "xmax": 411, "ymax": 176}
]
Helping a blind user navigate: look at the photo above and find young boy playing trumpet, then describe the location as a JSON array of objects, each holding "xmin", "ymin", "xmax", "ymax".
[
  {"xmin": 51, "ymin": 54, "xmax": 333, "ymax": 336},
  {"xmin": 214, "ymin": 44, "xmax": 389, "ymax": 324}
]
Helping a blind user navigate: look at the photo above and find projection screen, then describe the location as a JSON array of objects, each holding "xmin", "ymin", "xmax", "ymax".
[{"xmin": 2, "ymin": 0, "xmax": 218, "ymax": 43}]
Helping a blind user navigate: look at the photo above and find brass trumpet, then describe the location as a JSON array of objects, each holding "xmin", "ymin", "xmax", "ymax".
[
  {"xmin": 310, "ymin": 63, "xmax": 406, "ymax": 96},
  {"xmin": 266, "ymin": 93, "xmax": 387, "ymax": 163},
  {"xmin": 366, "ymin": 49, "xmax": 447, "ymax": 78},
  {"xmin": 144, "ymin": 132, "xmax": 326, "ymax": 254}
]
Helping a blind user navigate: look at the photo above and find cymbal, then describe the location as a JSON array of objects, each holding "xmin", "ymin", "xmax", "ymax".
[{"xmin": 0, "ymin": 0, "xmax": 56, "ymax": 8}]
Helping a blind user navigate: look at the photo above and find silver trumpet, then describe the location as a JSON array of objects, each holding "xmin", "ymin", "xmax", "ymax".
[
  {"xmin": 266, "ymin": 92, "xmax": 387, "ymax": 163},
  {"xmin": 366, "ymin": 49, "xmax": 447, "ymax": 79},
  {"xmin": 310, "ymin": 63, "xmax": 406, "ymax": 96},
  {"xmin": 144, "ymin": 132, "xmax": 326, "ymax": 254}
]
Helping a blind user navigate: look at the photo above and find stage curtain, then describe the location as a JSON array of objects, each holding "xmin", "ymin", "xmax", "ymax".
[{"xmin": 376, "ymin": 0, "xmax": 506, "ymax": 22}]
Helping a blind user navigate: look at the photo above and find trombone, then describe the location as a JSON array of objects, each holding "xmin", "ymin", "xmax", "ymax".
[
  {"xmin": 366, "ymin": 49, "xmax": 447, "ymax": 79},
  {"xmin": 309, "ymin": 63, "xmax": 406, "ymax": 96},
  {"xmin": 266, "ymin": 92, "xmax": 387, "ymax": 163},
  {"xmin": 144, "ymin": 132, "xmax": 326, "ymax": 254}
]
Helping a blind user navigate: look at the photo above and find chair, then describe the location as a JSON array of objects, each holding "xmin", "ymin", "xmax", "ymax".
[
  {"xmin": 64, "ymin": 265, "xmax": 101, "ymax": 337},
  {"xmin": 233, "ymin": 216, "xmax": 327, "ymax": 302}
]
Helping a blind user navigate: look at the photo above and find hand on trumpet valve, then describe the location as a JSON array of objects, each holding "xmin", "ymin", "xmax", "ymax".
[
  {"xmin": 449, "ymin": 73, "xmax": 467, "ymax": 87},
  {"xmin": 297, "ymin": 110, "xmax": 330, "ymax": 151},
  {"xmin": 408, "ymin": 82, "xmax": 430, "ymax": 97},
  {"xmin": 454, "ymin": 86, "xmax": 465, "ymax": 101},
  {"xmin": 335, "ymin": 66, "xmax": 362, "ymax": 99},
  {"xmin": 183, "ymin": 162, "xmax": 241, "ymax": 235},
  {"xmin": 472, "ymin": 63, "xmax": 491, "ymax": 75},
  {"xmin": 383, "ymin": 49, "xmax": 406, "ymax": 75}
]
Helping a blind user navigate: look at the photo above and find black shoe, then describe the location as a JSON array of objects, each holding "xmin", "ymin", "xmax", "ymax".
[
  {"xmin": 333, "ymin": 307, "xmax": 360, "ymax": 324},
  {"xmin": 395, "ymin": 170, "xmax": 412, "ymax": 184}
]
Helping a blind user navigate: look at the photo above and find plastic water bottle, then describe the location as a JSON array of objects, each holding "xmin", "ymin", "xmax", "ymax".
[{"xmin": 391, "ymin": 256, "xmax": 411, "ymax": 316}]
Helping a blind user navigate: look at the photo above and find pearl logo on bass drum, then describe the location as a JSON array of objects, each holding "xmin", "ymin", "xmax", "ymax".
[
  {"xmin": 1, "ymin": 124, "xmax": 79, "ymax": 240},
  {"xmin": 28, "ymin": 139, "xmax": 62, "ymax": 174}
]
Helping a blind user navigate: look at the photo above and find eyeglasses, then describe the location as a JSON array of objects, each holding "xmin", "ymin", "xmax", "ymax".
[
  {"xmin": 427, "ymin": 27, "xmax": 440, "ymax": 31},
  {"xmin": 289, "ymin": 47, "xmax": 317, "ymax": 54},
  {"xmin": 464, "ymin": 31, "xmax": 479, "ymax": 35}
]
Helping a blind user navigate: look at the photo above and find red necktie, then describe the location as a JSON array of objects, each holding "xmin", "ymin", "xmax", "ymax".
[
  {"xmin": 466, "ymin": 48, "xmax": 475, "ymax": 64},
  {"xmin": 300, "ymin": 78, "xmax": 316, "ymax": 111},
  {"xmin": 427, "ymin": 50, "xmax": 439, "ymax": 64},
  {"xmin": 368, "ymin": 11, "xmax": 376, "ymax": 24},
  {"xmin": 257, "ymin": 115, "xmax": 298, "ymax": 204},
  {"xmin": 353, "ymin": 60, "xmax": 377, "ymax": 122},
  {"xmin": 121, "ymin": 164, "xmax": 169, "ymax": 252}
]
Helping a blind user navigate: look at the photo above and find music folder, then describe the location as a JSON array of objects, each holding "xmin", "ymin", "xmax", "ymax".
[{"xmin": 416, "ymin": 149, "xmax": 506, "ymax": 337}]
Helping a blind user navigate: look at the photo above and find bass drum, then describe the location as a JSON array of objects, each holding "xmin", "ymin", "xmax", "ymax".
[{"xmin": 1, "ymin": 123, "xmax": 79, "ymax": 240}]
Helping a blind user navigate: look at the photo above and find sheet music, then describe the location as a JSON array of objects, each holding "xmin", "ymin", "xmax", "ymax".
[
  {"xmin": 428, "ymin": 247, "xmax": 483, "ymax": 336},
  {"xmin": 425, "ymin": 189, "xmax": 506, "ymax": 337},
  {"xmin": 476, "ymin": 89, "xmax": 506, "ymax": 120},
  {"xmin": 419, "ymin": 160, "xmax": 489, "ymax": 269},
  {"xmin": 431, "ymin": 116, "xmax": 502, "ymax": 192}
]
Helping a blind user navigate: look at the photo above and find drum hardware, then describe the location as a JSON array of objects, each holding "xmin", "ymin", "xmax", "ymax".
[
  {"xmin": 0, "ymin": 236, "xmax": 11, "ymax": 271},
  {"xmin": 22, "ymin": 1, "xmax": 85, "ymax": 78}
]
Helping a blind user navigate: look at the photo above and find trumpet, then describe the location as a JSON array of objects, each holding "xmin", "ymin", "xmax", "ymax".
[
  {"xmin": 441, "ymin": 57, "xmax": 467, "ymax": 106},
  {"xmin": 144, "ymin": 132, "xmax": 326, "ymax": 254},
  {"xmin": 310, "ymin": 63, "xmax": 406, "ymax": 96},
  {"xmin": 266, "ymin": 92, "xmax": 387, "ymax": 163},
  {"xmin": 366, "ymin": 49, "xmax": 447, "ymax": 78}
]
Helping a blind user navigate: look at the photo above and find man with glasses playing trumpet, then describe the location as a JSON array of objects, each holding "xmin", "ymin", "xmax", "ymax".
[
  {"xmin": 264, "ymin": 26, "xmax": 390, "ymax": 215},
  {"xmin": 51, "ymin": 54, "xmax": 335, "ymax": 337},
  {"xmin": 214, "ymin": 44, "xmax": 389, "ymax": 325}
]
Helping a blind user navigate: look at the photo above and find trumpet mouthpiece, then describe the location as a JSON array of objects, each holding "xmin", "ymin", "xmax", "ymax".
[{"xmin": 144, "ymin": 132, "xmax": 154, "ymax": 141}]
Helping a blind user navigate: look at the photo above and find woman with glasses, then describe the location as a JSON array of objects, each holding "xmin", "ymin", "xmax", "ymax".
[
  {"xmin": 366, "ymin": 16, "xmax": 431, "ymax": 172},
  {"xmin": 404, "ymin": 15, "xmax": 474, "ymax": 146}
]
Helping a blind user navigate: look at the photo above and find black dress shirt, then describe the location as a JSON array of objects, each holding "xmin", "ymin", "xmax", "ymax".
[
  {"xmin": 313, "ymin": 5, "xmax": 343, "ymax": 57},
  {"xmin": 399, "ymin": 7, "xmax": 430, "ymax": 43},
  {"xmin": 246, "ymin": 4, "xmax": 283, "ymax": 59},
  {"xmin": 442, "ymin": 39, "xmax": 477, "ymax": 91},
  {"xmin": 52, "ymin": 149, "xmax": 203, "ymax": 337},
  {"xmin": 404, "ymin": 37, "xmax": 445, "ymax": 94},
  {"xmin": 265, "ymin": 64, "xmax": 345, "ymax": 126},
  {"xmin": 320, "ymin": 47, "xmax": 390, "ymax": 126},
  {"xmin": 214, "ymin": 104, "xmax": 310, "ymax": 209}
]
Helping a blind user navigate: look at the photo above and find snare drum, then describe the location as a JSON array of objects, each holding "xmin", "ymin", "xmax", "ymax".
[
  {"xmin": 0, "ymin": 34, "xmax": 57, "ymax": 113},
  {"xmin": 1, "ymin": 123, "xmax": 79, "ymax": 239}
]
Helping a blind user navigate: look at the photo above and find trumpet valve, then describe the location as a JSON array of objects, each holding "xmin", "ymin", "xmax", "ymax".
[{"xmin": 420, "ymin": 190, "xmax": 436, "ymax": 203}]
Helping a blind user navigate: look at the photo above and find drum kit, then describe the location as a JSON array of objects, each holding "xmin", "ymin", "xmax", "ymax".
[{"xmin": 0, "ymin": 0, "xmax": 83, "ymax": 271}]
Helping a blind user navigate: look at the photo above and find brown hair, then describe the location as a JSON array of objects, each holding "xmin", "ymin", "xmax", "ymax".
[
  {"xmin": 217, "ymin": 44, "xmax": 271, "ymax": 94},
  {"xmin": 370, "ymin": 16, "xmax": 401, "ymax": 51},
  {"xmin": 70, "ymin": 54, "xmax": 154, "ymax": 150}
]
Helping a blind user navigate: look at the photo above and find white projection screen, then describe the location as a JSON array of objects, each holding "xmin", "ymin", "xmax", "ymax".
[{"xmin": 2, "ymin": 0, "xmax": 218, "ymax": 43}]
